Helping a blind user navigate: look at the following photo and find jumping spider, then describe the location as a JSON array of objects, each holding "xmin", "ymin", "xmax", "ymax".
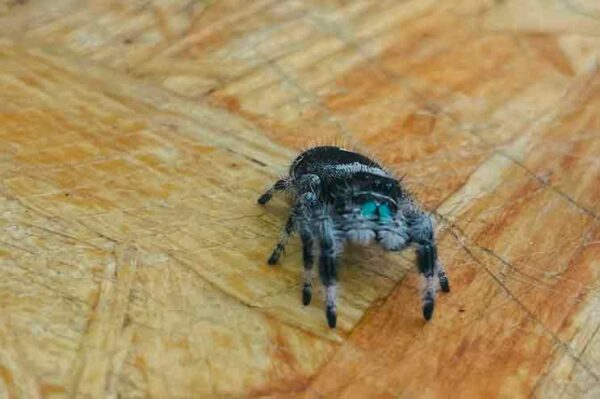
[{"xmin": 258, "ymin": 146, "xmax": 449, "ymax": 328}]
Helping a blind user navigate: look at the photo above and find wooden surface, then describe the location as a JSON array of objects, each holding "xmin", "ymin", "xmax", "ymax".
[{"xmin": 1, "ymin": 0, "xmax": 600, "ymax": 398}]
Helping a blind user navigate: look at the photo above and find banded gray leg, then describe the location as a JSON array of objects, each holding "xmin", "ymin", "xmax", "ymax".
[
  {"xmin": 258, "ymin": 178, "xmax": 288, "ymax": 205},
  {"xmin": 318, "ymin": 213, "xmax": 338, "ymax": 328},
  {"xmin": 417, "ymin": 244, "xmax": 437, "ymax": 320},
  {"xmin": 300, "ymin": 229, "xmax": 314, "ymax": 305},
  {"xmin": 293, "ymin": 191, "xmax": 318, "ymax": 306},
  {"xmin": 268, "ymin": 215, "xmax": 294, "ymax": 265},
  {"xmin": 408, "ymin": 212, "xmax": 444, "ymax": 320},
  {"xmin": 292, "ymin": 174, "xmax": 321, "ymax": 306},
  {"xmin": 436, "ymin": 258, "xmax": 450, "ymax": 292}
]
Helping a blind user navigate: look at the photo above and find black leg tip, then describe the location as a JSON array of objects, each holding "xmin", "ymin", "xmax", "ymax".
[
  {"xmin": 302, "ymin": 285, "xmax": 312, "ymax": 305},
  {"xmin": 257, "ymin": 193, "xmax": 271, "ymax": 205},
  {"xmin": 326, "ymin": 307, "xmax": 337, "ymax": 328},
  {"xmin": 267, "ymin": 253, "xmax": 279, "ymax": 265},
  {"xmin": 267, "ymin": 245, "xmax": 283, "ymax": 265},
  {"xmin": 440, "ymin": 277, "xmax": 450, "ymax": 293},
  {"xmin": 423, "ymin": 301, "xmax": 434, "ymax": 321}
]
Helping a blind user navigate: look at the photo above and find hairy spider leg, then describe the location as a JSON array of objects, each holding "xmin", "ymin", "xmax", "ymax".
[
  {"xmin": 300, "ymin": 229, "xmax": 315, "ymax": 305},
  {"xmin": 293, "ymin": 175, "xmax": 322, "ymax": 306},
  {"xmin": 318, "ymin": 210, "xmax": 338, "ymax": 328},
  {"xmin": 258, "ymin": 178, "xmax": 288, "ymax": 204},
  {"xmin": 268, "ymin": 215, "xmax": 294, "ymax": 265},
  {"xmin": 411, "ymin": 220, "xmax": 449, "ymax": 321},
  {"xmin": 436, "ymin": 259, "xmax": 450, "ymax": 293},
  {"xmin": 294, "ymin": 193, "xmax": 318, "ymax": 306},
  {"xmin": 417, "ymin": 244, "xmax": 437, "ymax": 320},
  {"xmin": 407, "ymin": 210, "xmax": 448, "ymax": 320}
]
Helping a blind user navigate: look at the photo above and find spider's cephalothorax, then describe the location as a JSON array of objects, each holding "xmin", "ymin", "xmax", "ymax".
[{"xmin": 258, "ymin": 146, "xmax": 449, "ymax": 328}]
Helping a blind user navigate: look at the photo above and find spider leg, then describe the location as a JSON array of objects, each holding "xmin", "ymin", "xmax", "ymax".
[
  {"xmin": 300, "ymin": 227, "xmax": 315, "ymax": 305},
  {"xmin": 407, "ymin": 210, "xmax": 439, "ymax": 321},
  {"xmin": 291, "ymin": 174, "xmax": 322, "ymax": 306},
  {"xmin": 258, "ymin": 178, "xmax": 288, "ymax": 205},
  {"xmin": 318, "ymin": 211, "xmax": 338, "ymax": 328},
  {"xmin": 293, "ymin": 190, "xmax": 318, "ymax": 305},
  {"xmin": 267, "ymin": 215, "xmax": 294, "ymax": 265},
  {"xmin": 417, "ymin": 244, "xmax": 437, "ymax": 320},
  {"xmin": 436, "ymin": 258, "xmax": 450, "ymax": 293}
]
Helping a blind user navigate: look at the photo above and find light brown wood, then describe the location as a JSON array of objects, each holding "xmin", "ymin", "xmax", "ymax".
[{"xmin": 0, "ymin": 1, "xmax": 599, "ymax": 398}]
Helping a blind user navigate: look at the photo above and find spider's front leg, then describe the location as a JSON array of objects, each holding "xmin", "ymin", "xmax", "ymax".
[
  {"xmin": 288, "ymin": 191, "xmax": 318, "ymax": 305},
  {"xmin": 293, "ymin": 174, "xmax": 321, "ymax": 306},
  {"xmin": 409, "ymin": 211, "xmax": 448, "ymax": 320},
  {"xmin": 417, "ymin": 243, "xmax": 437, "ymax": 320},
  {"xmin": 318, "ymin": 208, "xmax": 339, "ymax": 328}
]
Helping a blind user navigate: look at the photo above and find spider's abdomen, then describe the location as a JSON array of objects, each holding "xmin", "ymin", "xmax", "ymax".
[
  {"xmin": 291, "ymin": 146, "xmax": 404, "ymax": 204},
  {"xmin": 290, "ymin": 146, "xmax": 383, "ymax": 177}
]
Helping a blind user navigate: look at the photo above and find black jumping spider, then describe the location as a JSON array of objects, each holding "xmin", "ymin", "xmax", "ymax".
[{"xmin": 258, "ymin": 146, "xmax": 449, "ymax": 328}]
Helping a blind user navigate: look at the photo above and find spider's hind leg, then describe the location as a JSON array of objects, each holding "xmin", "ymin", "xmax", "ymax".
[{"xmin": 258, "ymin": 178, "xmax": 289, "ymax": 205}]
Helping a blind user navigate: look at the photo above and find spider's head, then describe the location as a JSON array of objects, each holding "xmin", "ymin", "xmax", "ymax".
[
  {"xmin": 346, "ymin": 172, "xmax": 403, "ymax": 215},
  {"xmin": 334, "ymin": 173, "xmax": 407, "ymax": 248}
]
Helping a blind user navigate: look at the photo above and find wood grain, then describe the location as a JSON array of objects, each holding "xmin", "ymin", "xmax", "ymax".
[{"xmin": 0, "ymin": 1, "xmax": 599, "ymax": 398}]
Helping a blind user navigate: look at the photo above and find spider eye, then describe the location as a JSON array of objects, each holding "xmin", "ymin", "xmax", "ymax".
[
  {"xmin": 361, "ymin": 201, "xmax": 378, "ymax": 217},
  {"xmin": 378, "ymin": 203, "xmax": 392, "ymax": 220}
]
